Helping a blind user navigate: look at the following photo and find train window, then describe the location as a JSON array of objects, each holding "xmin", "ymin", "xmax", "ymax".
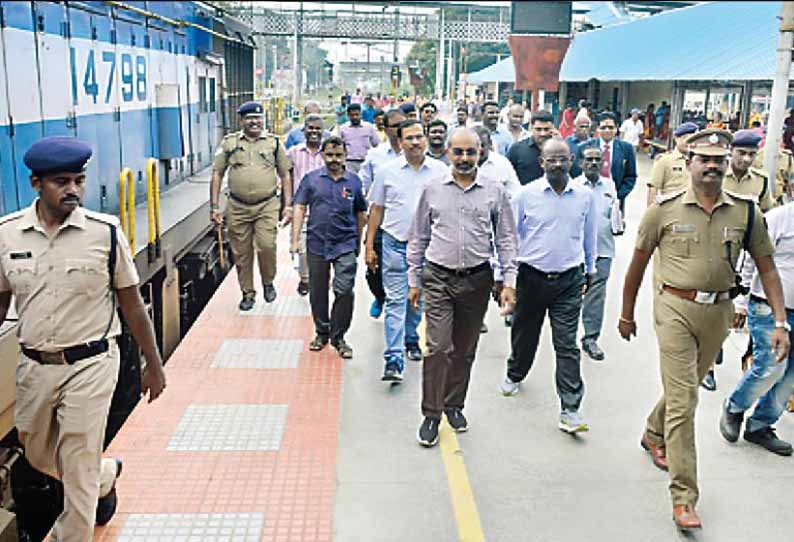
[
  {"xmin": 209, "ymin": 78, "xmax": 216, "ymax": 113},
  {"xmin": 198, "ymin": 76, "xmax": 207, "ymax": 113}
]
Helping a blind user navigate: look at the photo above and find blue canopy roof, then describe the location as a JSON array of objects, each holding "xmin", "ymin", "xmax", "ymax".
[
  {"xmin": 466, "ymin": 56, "xmax": 515, "ymax": 85},
  {"xmin": 560, "ymin": 2, "xmax": 784, "ymax": 82}
]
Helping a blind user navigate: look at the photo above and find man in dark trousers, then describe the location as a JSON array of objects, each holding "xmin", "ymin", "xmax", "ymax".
[{"xmin": 291, "ymin": 136, "xmax": 368, "ymax": 359}]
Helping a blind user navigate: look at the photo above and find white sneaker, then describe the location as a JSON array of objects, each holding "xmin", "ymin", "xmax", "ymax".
[
  {"xmin": 559, "ymin": 409, "xmax": 589, "ymax": 434},
  {"xmin": 500, "ymin": 377, "xmax": 520, "ymax": 396}
]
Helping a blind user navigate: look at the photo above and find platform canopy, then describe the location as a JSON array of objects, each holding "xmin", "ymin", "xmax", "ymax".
[
  {"xmin": 560, "ymin": 1, "xmax": 786, "ymax": 82},
  {"xmin": 466, "ymin": 56, "xmax": 515, "ymax": 85}
]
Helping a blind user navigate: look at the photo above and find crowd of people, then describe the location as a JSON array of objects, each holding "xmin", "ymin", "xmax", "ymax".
[{"xmin": 211, "ymin": 96, "xmax": 794, "ymax": 532}]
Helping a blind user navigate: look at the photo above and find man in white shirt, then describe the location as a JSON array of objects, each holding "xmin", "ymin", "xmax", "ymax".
[
  {"xmin": 473, "ymin": 126, "xmax": 521, "ymax": 197},
  {"xmin": 574, "ymin": 146, "xmax": 618, "ymax": 362},
  {"xmin": 720, "ymin": 201, "xmax": 794, "ymax": 456},
  {"xmin": 620, "ymin": 109, "xmax": 644, "ymax": 150}
]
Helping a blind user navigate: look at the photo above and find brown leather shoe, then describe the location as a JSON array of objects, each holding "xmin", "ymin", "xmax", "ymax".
[
  {"xmin": 672, "ymin": 504, "xmax": 702, "ymax": 531},
  {"xmin": 640, "ymin": 434, "xmax": 668, "ymax": 471}
]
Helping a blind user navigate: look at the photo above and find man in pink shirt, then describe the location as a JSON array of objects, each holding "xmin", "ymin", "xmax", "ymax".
[
  {"xmin": 339, "ymin": 103, "xmax": 380, "ymax": 174},
  {"xmin": 287, "ymin": 115, "xmax": 326, "ymax": 295}
]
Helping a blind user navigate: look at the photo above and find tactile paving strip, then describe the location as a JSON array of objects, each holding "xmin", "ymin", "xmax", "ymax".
[
  {"xmin": 211, "ymin": 339, "xmax": 303, "ymax": 369},
  {"xmin": 240, "ymin": 296, "xmax": 310, "ymax": 317},
  {"xmin": 167, "ymin": 405, "xmax": 288, "ymax": 452},
  {"xmin": 117, "ymin": 512, "xmax": 264, "ymax": 542}
]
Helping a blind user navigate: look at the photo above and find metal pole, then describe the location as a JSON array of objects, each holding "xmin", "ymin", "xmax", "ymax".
[
  {"xmin": 765, "ymin": 1, "xmax": 794, "ymax": 177},
  {"xmin": 435, "ymin": 8, "xmax": 444, "ymax": 99}
]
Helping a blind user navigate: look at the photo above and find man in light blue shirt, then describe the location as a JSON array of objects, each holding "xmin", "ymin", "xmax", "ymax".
[
  {"xmin": 501, "ymin": 138, "xmax": 598, "ymax": 434},
  {"xmin": 574, "ymin": 146, "xmax": 618, "ymax": 363},
  {"xmin": 366, "ymin": 119, "xmax": 447, "ymax": 381}
]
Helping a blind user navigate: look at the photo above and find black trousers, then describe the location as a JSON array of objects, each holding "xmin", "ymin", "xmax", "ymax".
[
  {"xmin": 509, "ymin": 264, "xmax": 586, "ymax": 411},
  {"xmin": 308, "ymin": 251, "xmax": 357, "ymax": 343},
  {"xmin": 365, "ymin": 227, "xmax": 386, "ymax": 304}
]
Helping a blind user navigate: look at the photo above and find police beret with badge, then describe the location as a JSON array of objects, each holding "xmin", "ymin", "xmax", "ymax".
[
  {"xmin": 237, "ymin": 101, "xmax": 264, "ymax": 117},
  {"xmin": 731, "ymin": 129, "xmax": 762, "ymax": 148},
  {"xmin": 673, "ymin": 122, "xmax": 698, "ymax": 137},
  {"xmin": 23, "ymin": 136, "xmax": 92, "ymax": 175},
  {"xmin": 685, "ymin": 128, "xmax": 732, "ymax": 156}
]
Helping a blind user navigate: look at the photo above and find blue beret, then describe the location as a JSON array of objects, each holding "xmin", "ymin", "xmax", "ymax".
[
  {"xmin": 237, "ymin": 101, "xmax": 264, "ymax": 116},
  {"xmin": 732, "ymin": 129, "xmax": 762, "ymax": 148},
  {"xmin": 23, "ymin": 136, "xmax": 92, "ymax": 175},
  {"xmin": 674, "ymin": 122, "xmax": 698, "ymax": 137},
  {"xmin": 399, "ymin": 102, "xmax": 416, "ymax": 114}
]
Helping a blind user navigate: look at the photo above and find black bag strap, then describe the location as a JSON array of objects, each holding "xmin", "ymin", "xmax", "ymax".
[
  {"xmin": 743, "ymin": 200, "xmax": 755, "ymax": 251},
  {"xmin": 760, "ymin": 174, "xmax": 768, "ymax": 202},
  {"xmin": 98, "ymin": 224, "xmax": 118, "ymax": 342}
]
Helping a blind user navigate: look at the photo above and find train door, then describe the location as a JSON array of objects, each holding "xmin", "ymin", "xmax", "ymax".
[
  {"xmin": 195, "ymin": 67, "xmax": 209, "ymax": 169},
  {"xmin": 33, "ymin": 2, "xmax": 73, "ymax": 139},
  {"xmin": 68, "ymin": 3, "xmax": 123, "ymax": 212},
  {"xmin": 1, "ymin": 2, "xmax": 44, "ymax": 209}
]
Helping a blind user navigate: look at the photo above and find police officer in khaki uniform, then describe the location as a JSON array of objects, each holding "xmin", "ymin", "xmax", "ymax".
[
  {"xmin": 0, "ymin": 137, "xmax": 167, "ymax": 541},
  {"xmin": 619, "ymin": 128, "xmax": 789, "ymax": 531},
  {"xmin": 211, "ymin": 101, "xmax": 293, "ymax": 310},
  {"xmin": 722, "ymin": 129, "xmax": 776, "ymax": 211},
  {"xmin": 646, "ymin": 122, "xmax": 698, "ymax": 206},
  {"xmin": 754, "ymin": 143, "xmax": 794, "ymax": 204}
]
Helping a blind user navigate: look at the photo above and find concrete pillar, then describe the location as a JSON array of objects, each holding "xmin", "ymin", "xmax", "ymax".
[
  {"xmin": 740, "ymin": 81, "xmax": 753, "ymax": 127},
  {"xmin": 620, "ymin": 81, "xmax": 630, "ymax": 118},
  {"xmin": 435, "ymin": 9, "xmax": 444, "ymax": 99},
  {"xmin": 764, "ymin": 1, "xmax": 794, "ymax": 178},
  {"xmin": 559, "ymin": 81, "xmax": 568, "ymax": 110}
]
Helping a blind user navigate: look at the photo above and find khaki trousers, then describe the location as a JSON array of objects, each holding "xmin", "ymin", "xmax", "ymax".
[
  {"xmin": 15, "ymin": 342, "xmax": 120, "ymax": 542},
  {"xmin": 226, "ymin": 196, "xmax": 280, "ymax": 296},
  {"xmin": 645, "ymin": 290, "xmax": 731, "ymax": 506}
]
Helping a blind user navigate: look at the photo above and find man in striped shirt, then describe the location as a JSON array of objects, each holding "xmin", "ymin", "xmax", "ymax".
[{"xmin": 287, "ymin": 114, "xmax": 326, "ymax": 296}]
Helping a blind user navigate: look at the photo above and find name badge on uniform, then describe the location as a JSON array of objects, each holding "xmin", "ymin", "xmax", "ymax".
[
  {"xmin": 9, "ymin": 251, "xmax": 32, "ymax": 260},
  {"xmin": 672, "ymin": 224, "xmax": 696, "ymax": 233},
  {"xmin": 672, "ymin": 166, "xmax": 684, "ymax": 172},
  {"xmin": 341, "ymin": 187, "xmax": 353, "ymax": 200}
]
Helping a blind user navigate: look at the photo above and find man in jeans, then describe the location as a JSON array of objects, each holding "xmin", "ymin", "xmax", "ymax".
[
  {"xmin": 366, "ymin": 120, "xmax": 447, "ymax": 382},
  {"xmin": 502, "ymin": 138, "xmax": 598, "ymax": 434},
  {"xmin": 575, "ymin": 146, "xmax": 618, "ymax": 362},
  {"xmin": 720, "ymin": 200, "xmax": 794, "ymax": 456},
  {"xmin": 291, "ymin": 137, "xmax": 368, "ymax": 359}
]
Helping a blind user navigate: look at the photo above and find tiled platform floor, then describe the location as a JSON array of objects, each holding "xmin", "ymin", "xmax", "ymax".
[{"xmin": 95, "ymin": 241, "xmax": 339, "ymax": 542}]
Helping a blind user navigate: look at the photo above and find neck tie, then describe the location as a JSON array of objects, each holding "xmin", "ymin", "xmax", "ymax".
[{"xmin": 601, "ymin": 143, "xmax": 611, "ymax": 178}]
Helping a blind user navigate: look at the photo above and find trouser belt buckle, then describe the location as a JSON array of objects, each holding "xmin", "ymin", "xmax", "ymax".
[
  {"xmin": 40, "ymin": 351, "xmax": 67, "ymax": 365},
  {"xmin": 694, "ymin": 291, "xmax": 717, "ymax": 304}
]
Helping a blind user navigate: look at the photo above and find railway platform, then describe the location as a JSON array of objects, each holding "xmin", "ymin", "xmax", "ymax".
[{"xmin": 93, "ymin": 158, "xmax": 793, "ymax": 542}]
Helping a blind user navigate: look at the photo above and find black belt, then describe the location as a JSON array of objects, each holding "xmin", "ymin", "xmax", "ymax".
[
  {"xmin": 22, "ymin": 339, "xmax": 109, "ymax": 365},
  {"xmin": 346, "ymin": 158, "xmax": 365, "ymax": 162},
  {"xmin": 428, "ymin": 260, "xmax": 491, "ymax": 278},
  {"xmin": 750, "ymin": 294, "xmax": 794, "ymax": 312},
  {"xmin": 228, "ymin": 191, "xmax": 277, "ymax": 206},
  {"xmin": 520, "ymin": 263, "xmax": 582, "ymax": 281}
]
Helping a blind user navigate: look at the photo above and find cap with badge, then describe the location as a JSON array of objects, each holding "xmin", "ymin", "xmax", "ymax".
[
  {"xmin": 674, "ymin": 122, "xmax": 699, "ymax": 138},
  {"xmin": 23, "ymin": 136, "xmax": 92, "ymax": 175},
  {"xmin": 237, "ymin": 101, "xmax": 264, "ymax": 117},
  {"xmin": 731, "ymin": 128, "xmax": 762, "ymax": 148},
  {"xmin": 685, "ymin": 127, "xmax": 732, "ymax": 156},
  {"xmin": 398, "ymin": 102, "xmax": 416, "ymax": 114}
]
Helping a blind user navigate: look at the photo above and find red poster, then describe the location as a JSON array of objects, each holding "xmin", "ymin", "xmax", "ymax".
[{"xmin": 508, "ymin": 35, "xmax": 571, "ymax": 92}]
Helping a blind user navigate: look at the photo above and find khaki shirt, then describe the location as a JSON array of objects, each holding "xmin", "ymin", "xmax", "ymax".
[
  {"xmin": 649, "ymin": 149, "xmax": 690, "ymax": 194},
  {"xmin": 722, "ymin": 165, "xmax": 775, "ymax": 212},
  {"xmin": 636, "ymin": 188, "xmax": 774, "ymax": 292},
  {"xmin": 212, "ymin": 131, "xmax": 291, "ymax": 203},
  {"xmin": 754, "ymin": 147, "xmax": 794, "ymax": 201},
  {"xmin": 0, "ymin": 202, "xmax": 139, "ymax": 350}
]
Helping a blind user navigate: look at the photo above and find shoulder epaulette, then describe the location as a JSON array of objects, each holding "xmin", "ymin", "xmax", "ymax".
[
  {"xmin": 654, "ymin": 189, "xmax": 686, "ymax": 205},
  {"xmin": 723, "ymin": 189, "xmax": 755, "ymax": 202},
  {"xmin": 653, "ymin": 152, "xmax": 666, "ymax": 162},
  {"xmin": 0, "ymin": 209, "xmax": 25, "ymax": 226},
  {"xmin": 749, "ymin": 166, "xmax": 769, "ymax": 179},
  {"xmin": 83, "ymin": 208, "xmax": 121, "ymax": 227}
]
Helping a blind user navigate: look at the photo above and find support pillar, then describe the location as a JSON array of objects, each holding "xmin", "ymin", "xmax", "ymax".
[
  {"xmin": 559, "ymin": 81, "xmax": 568, "ymax": 111},
  {"xmin": 764, "ymin": 1, "xmax": 794, "ymax": 178},
  {"xmin": 620, "ymin": 81, "xmax": 630, "ymax": 119},
  {"xmin": 435, "ymin": 9, "xmax": 444, "ymax": 99},
  {"xmin": 740, "ymin": 81, "xmax": 753, "ymax": 128}
]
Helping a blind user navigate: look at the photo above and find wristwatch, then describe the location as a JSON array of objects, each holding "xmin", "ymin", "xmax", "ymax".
[{"xmin": 774, "ymin": 320, "xmax": 792, "ymax": 332}]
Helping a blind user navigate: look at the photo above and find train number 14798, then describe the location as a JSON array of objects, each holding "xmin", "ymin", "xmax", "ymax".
[{"xmin": 70, "ymin": 47, "xmax": 147, "ymax": 105}]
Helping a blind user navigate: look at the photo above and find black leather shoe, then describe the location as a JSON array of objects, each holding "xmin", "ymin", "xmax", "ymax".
[
  {"xmin": 719, "ymin": 399, "xmax": 743, "ymax": 443},
  {"xmin": 239, "ymin": 296, "xmax": 255, "ymax": 311},
  {"xmin": 297, "ymin": 282, "xmax": 309, "ymax": 296},
  {"xmin": 309, "ymin": 335, "xmax": 329, "ymax": 351},
  {"xmin": 95, "ymin": 459, "xmax": 122, "ymax": 526},
  {"xmin": 744, "ymin": 427, "xmax": 793, "ymax": 456},
  {"xmin": 445, "ymin": 408, "xmax": 468, "ymax": 433},
  {"xmin": 700, "ymin": 369, "xmax": 717, "ymax": 392},
  {"xmin": 582, "ymin": 340, "xmax": 605, "ymax": 361},
  {"xmin": 263, "ymin": 284, "xmax": 277, "ymax": 303}
]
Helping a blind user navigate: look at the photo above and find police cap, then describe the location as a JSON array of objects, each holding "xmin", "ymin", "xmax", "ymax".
[
  {"xmin": 731, "ymin": 129, "xmax": 762, "ymax": 148},
  {"xmin": 685, "ymin": 128, "xmax": 732, "ymax": 157},
  {"xmin": 399, "ymin": 102, "xmax": 416, "ymax": 114},
  {"xmin": 674, "ymin": 122, "xmax": 698, "ymax": 137},
  {"xmin": 237, "ymin": 101, "xmax": 264, "ymax": 117},
  {"xmin": 23, "ymin": 136, "xmax": 92, "ymax": 175}
]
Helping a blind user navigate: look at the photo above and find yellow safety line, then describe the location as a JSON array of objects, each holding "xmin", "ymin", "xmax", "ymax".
[{"xmin": 418, "ymin": 319, "xmax": 485, "ymax": 542}]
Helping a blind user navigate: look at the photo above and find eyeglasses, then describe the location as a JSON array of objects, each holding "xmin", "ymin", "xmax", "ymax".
[
  {"xmin": 583, "ymin": 157, "xmax": 602, "ymax": 162},
  {"xmin": 598, "ymin": 125, "xmax": 616, "ymax": 130},
  {"xmin": 450, "ymin": 148, "xmax": 478, "ymax": 157},
  {"xmin": 543, "ymin": 157, "xmax": 571, "ymax": 165}
]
